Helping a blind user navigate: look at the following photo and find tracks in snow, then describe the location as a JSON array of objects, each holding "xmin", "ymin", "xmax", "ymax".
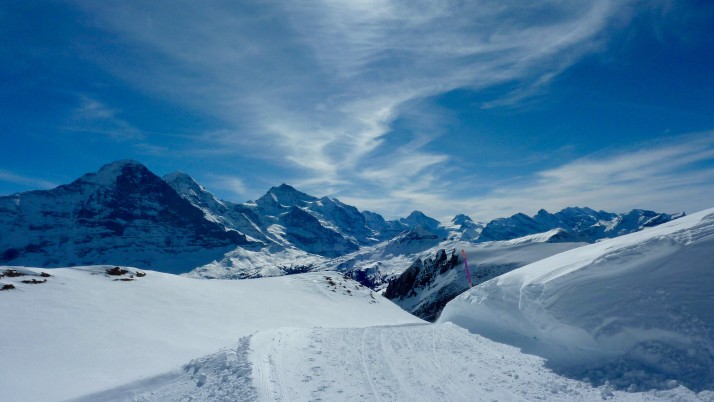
[
  {"xmin": 74, "ymin": 323, "xmax": 704, "ymax": 401},
  {"xmin": 247, "ymin": 323, "xmax": 648, "ymax": 402}
]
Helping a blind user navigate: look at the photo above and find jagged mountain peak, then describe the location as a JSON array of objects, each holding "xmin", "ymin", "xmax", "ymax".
[
  {"xmin": 451, "ymin": 214, "xmax": 473, "ymax": 225},
  {"xmin": 406, "ymin": 210, "xmax": 428, "ymax": 219},
  {"xmin": 163, "ymin": 171, "xmax": 196, "ymax": 185},
  {"xmin": 100, "ymin": 159, "xmax": 144, "ymax": 170},
  {"xmin": 400, "ymin": 210, "xmax": 441, "ymax": 230},
  {"xmin": 557, "ymin": 206, "xmax": 605, "ymax": 217},
  {"xmin": 78, "ymin": 159, "xmax": 151, "ymax": 187},
  {"xmin": 0, "ymin": 160, "xmax": 250, "ymax": 272},
  {"xmin": 258, "ymin": 183, "xmax": 317, "ymax": 207},
  {"xmin": 478, "ymin": 206, "xmax": 680, "ymax": 243}
]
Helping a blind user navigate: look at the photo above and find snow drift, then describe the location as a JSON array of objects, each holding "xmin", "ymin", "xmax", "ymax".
[{"xmin": 439, "ymin": 208, "xmax": 714, "ymax": 391}]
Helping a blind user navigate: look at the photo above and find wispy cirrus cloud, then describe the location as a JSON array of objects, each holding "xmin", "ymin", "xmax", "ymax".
[
  {"xmin": 0, "ymin": 170, "xmax": 57, "ymax": 190},
  {"xmin": 464, "ymin": 132, "xmax": 714, "ymax": 220},
  {"xmin": 204, "ymin": 175, "xmax": 248, "ymax": 200},
  {"xmin": 67, "ymin": 96, "xmax": 143, "ymax": 141},
  {"xmin": 72, "ymin": 0, "xmax": 634, "ymax": 206},
  {"xmin": 337, "ymin": 132, "xmax": 714, "ymax": 221}
]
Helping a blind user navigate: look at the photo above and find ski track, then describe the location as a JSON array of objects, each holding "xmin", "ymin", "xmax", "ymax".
[
  {"xmin": 361, "ymin": 326, "xmax": 381, "ymax": 400},
  {"xmin": 74, "ymin": 323, "xmax": 709, "ymax": 401},
  {"xmin": 245, "ymin": 323, "xmax": 704, "ymax": 401}
]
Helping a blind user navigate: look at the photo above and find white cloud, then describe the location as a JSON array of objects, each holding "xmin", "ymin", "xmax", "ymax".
[
  {"xmin": 73, "ymin": 0, "xmax": 633, "ymax": 212},
  {"xmin": 70, "ymin": 1, "xmax": 710, "ymax": 224},
  {"xmin": 465, "ymin": 132, "xmax": 714, "ymax": 220},
  {"xmin": 205, "ymin": 175, "xmax": 248, "ymax": 199},
  {"xmin": 68, "ymin": 96, "xmax": 143, "ymax": 141},
  {"xmin": 338, "ymin": 132, "xmax": 714, "ymax": 221}
]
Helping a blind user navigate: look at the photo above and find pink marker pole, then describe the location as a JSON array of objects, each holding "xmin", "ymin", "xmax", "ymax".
[{"xmin": 461, "ymin": 249, "xmax": 473, "ymax": 288}]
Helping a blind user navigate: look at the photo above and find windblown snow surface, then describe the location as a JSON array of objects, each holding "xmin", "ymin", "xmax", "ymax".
[{"xmin": 439, "ymin": 207, "xmax": 714, "ymax": 394}]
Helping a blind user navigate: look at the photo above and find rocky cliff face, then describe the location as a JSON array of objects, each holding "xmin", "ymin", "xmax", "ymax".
[{"xmin": 0, "ymin": 160, "xmax": 249, "ymax": 273}]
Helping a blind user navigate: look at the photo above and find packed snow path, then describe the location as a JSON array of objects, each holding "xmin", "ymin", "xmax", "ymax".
[{"xmin": 75, "ymin": 323, "xmax": 706, "ymax": 401}]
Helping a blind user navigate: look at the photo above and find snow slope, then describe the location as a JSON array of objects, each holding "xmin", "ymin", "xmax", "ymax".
[
  {"xmin": 439, "ymin": 207, "xmax": 714, "ymax": 391},
  {"xmin": 0, "ymin": 267, "xmax": 420, "ymax": 402},
  {"xmin": 72, "ymin": 324, "xmax": 704, "ymax": 402}
]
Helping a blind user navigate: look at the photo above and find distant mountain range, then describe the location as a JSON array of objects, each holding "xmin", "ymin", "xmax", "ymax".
[
  {"xmin": 477, "ymin": 207, "xmax": 682, "ymax": 242},
  {"xmin": 0, "ymin": 160, "xmax": 684, "ymax": 298}
]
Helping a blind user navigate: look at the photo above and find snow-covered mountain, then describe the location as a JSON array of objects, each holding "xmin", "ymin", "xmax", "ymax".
[
  {"xmin": 382, "ymin": 208, "xmax": 685, "ymax": 322},
  {"xmin": 439, "ymin": 207, "xmax": 714, "ymax": 392},
  {"xmin": 0, "ymin": 160, "xmax": 449, "ymax": 278},
  {"xmin": 444, "ymin": 213, "xmax": 485, "ymax": 241},
  {"xmin": 165, "ymin": 172, "xmax": 447, "ymax": 277},
  {"xmin": 478, "ymin": 206, "xmax": 683, "ymax": 243},
  {"xmin": 0, "ymin": 160, "xmax": 683, "ymax": 285},
  {"xmin": 0, "ymin": 160, "xmax": 249, "ymax": 273},
  {"xmin": 165, "ymin": 176, "xmax": 415, "ymax": 254}
]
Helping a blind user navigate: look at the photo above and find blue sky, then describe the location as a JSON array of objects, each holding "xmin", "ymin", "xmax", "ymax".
[{"xmin": 1, "ymin": 0, "xmax": 713, "ymax": 221}]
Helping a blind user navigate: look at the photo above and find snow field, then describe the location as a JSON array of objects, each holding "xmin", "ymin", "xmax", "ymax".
[{"xmin": 0, "ymin": 267, "xmax": 421, "ymax": 402}]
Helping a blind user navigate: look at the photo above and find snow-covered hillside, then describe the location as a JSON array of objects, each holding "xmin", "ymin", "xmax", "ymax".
[
  {"xmin": 439, "ymin": 207, "xmax": 714, "ymax": 391},
  {"xmin": 0, "ymin": 266, "xmax": 420, "ymax": 402}
]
